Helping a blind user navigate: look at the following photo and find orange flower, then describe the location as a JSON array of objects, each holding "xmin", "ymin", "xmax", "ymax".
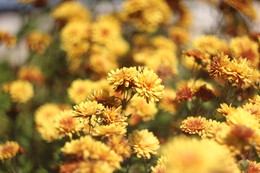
[{"xmin": 181, "ymin": 116, "xmax": 209, "ymax": 136}]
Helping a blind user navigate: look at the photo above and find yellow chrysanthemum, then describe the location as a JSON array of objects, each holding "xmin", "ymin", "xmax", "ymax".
[
  {"xmin": 9, "ymin": 80, "xmax": 34, "ymax": 103},
  {"xmin": 181, "ymin": 116, "xmax": 209, "ymax": 136},
  {"xmin": 107, "ymin": 135, "xmax": 131, "ymax": 160},
  {"xmin": 92, "ymin": 123, "xmax": 127, "ymax": 137},
  {"xmin": 27, "ymin": 31, "xmax": 51, "ymax": 54},
  {"xmin": 151, "ymin": 156, "xmax": 167, "ymax": 173},
  {"xmin": 52, "ymin": 1, "xmax": 90, "ymax": 22},
  {"xmin": 18, "ymin": 66, "xmax": 44, "ymax": 84},
  {"xmin": 67, "ymin": 79, "xmax": 95, "ymax": 104},
  {"xmin": 87, "ymin": 90, "xmax": 120, "ymax": 108},
  {"xmin": 193, "ymin": 35, "xmax": 228, "ymax": 56},
  {"xmin": 134, "ymin": 67, "xmax": 164, "ymax": 103},
  {"xmin": 54, "ymin": 110, "xmax": 83, "ymax": 139},
  {"xmin": 129, "ymin": 129, "xmax": 160, "ymax": 159},
  {"xmin": 0, "ymin": 141, "xmax": 20, "ymax": 161},
  {"xmin": 61, "ymin": 135, "xmax": 122, "ymax": 169},
  {"xmin": 107, "ymin": 67, "xmax": 138, "ymax": 92},
  {"xmin": 73, "ymin": 101, "xmax": 104, "ymax": 119},
  {"xmin": 246, "ymin": 160, "xmax": 260, "ymax": 173},
  {"xmin": 162, "ymin": 137, "xmax": 240, "ymax": 173},
  {"xmin": 101, "ymin": 106, "xmax": 127, "ymax": 125}
]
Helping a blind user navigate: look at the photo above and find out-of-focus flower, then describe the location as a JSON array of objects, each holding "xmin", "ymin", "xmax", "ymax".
[
  {"xmin": 159, "ymin": 87, "xmax": 178, "ymax": 114},
  {"xmin": 151, "ymin": 156, "xmax": 167, "ymax": 173},
  {"xmin": 134, "ymin": 67, "xmax": 164, "ymax": 103},
  {"xmin": 52, "ymin": 1, "xmax": 90, "ymax": 23},
  {"xmin": 107, "ymin": 135, "xmax": 131, "ymax": 160},
  {"xmin": 27, "ymin": 31, "xmax": 51, "ymax": 54},
  {"xmin": 0, "ymin": 141, "xmax": 21, "ymax": 161},
  {"xmin": 168, "ymin": 26, "xmax": 190, "ymax": 45},
  {"xmin": 9, "ymin": 80, "xmax": 34, "ymax": 103},
  {"xmin": 18, "ymin": 66, "xmax": 44, "ymax": 84},
  {"xmin": 121, "ymin": 0, "xmax": 171, "ymax": 32},
  {"xmin": 0, "ymin": 30, "xmax": 16, "ymax": 47},
  {"xmin": 162, "ymin": 137, "xmax": 240, "ymax": 173},
  {"xmin": 246, "ymin": 160, "xmax": 260, "ymax": 173},
  {"xmin": 229, "ymin": 36, "xmax": 259, "ymax": 67},
  {"xmin": 129, "ymin": 129, "xmax": 159, "ymax": 159},
  {"xmin": 181, "ymin": 116, "xmax": 209, "ymax": 136},
  {"xmin": 67, "ymin": 79, "xmax": 95, "ymax": 104}
]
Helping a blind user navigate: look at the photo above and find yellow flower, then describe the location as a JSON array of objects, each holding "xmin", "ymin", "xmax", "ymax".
[
  {"xmin": 92, "ymin": 123, "xmax": 127, "ymax": 137},
  {"xmin": 101, "ymin": 106, "xmax": 127, "ymax": 125},
  {"xmin": 107, "ymin": 67, "xmax": 138, "ymax": 92},
  {"xmin": 73, "ymin": 101, "xmax": 104, "ymax": 119},
  {"xmin": 134, "ymin": 67, "xmax": 164, "ymax": 103},
  {"xmin": 125, "ymin": 96, "xmax": 158, "ymax": 125},
  {"xmin": 18, "ymin": 66, "xmax": 44, "ymax": 84},
  {"xmin": 51, "ymin": 1, "xmax": 90, "ymax": 23},
  {"xmin": 168, "ymin": 26, "xmax": 190, "ymax": 45},
  {"xmin": 246, "ymin": 160, "xmax": 260, "ymax": 173},
  {"xmin": 61, "ymin": 135, "xmax": 122, "ymax": 168},
  {"xmin": 87, "ymin": 90, "xmax": 120, "ymax": 108},
  {"xmin": 193, "ymin": 35, "xmax": 228, "ymax": 56},
  {"xmin": 180, "ymin": 116, "xmax": 209, "ymax": 136},
  {"xmin": 129, "ymin": 129, "xmax": 160, "ymax": 159},
  {"xmin": 9, "ymin": 80, "xmax": 34, "ymax": 103},
  {"xmin": 162, "ymin": 137, "xmax": 240, "ymax": 173},
  {"xmin": 0, "ymin": 141, "xmax": 20, "ymax": 161},
  {"xmin": 54, "ymin": 110, "xmax": 83, "ymax": 139},
  {"xmin": 159, "ymin": 88, "xmax": 178, "ymax": 114},
  {"xmin": 151, "ymin": 156, "xmax": 167, "ymax": 173},
  {"xmin": 107, "ymin": 135, "xmax": 131, "ymax": 160},
  {"xmin": 0, "ymin": 30, "xmax": 16, "ymax": 47},
  {"xmin": 67, "ymin": 79, "xmax": 95, "ymax": 104},
  {"xmin": 27, "ymin": 31, "xmax": 51, "ymax": 54}
]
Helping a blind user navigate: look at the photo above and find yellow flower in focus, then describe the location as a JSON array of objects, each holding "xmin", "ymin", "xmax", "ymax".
[
  {"xmin": 0, "ymin": 141, "xmax": 20, "ymax": 161},
  {"xmin": 52, "ymin": 1, "xmax": 90, "ymax": 23},
  {"xmin": 73, "ymin": 101, "xmax": 104, "ymax": 119},
  {"xmin": 54, "ymin": 110, "xmax": 83, "ymax": 139},
  {"xmin": 18, "ymin": 66, "xmax": 44, "ymax": 84},
  {"xmin": 68, "ymin": 79, "xmax": 95, "ymax": 104},
  {"xmin": 129, "ymin": 129, "xmax": 159, "ymax": 159},
  {"xmin": 9, "ymin": 80, "xmax": 33, "ymax": 103},
  {"xmin": 107, "ymin": 67, "xmax": 138, "ymax": 92},
  {"xmin": 87, "ymin": 90, "xmax": 120, "ymax": 108},
  {"xmin": 92, "ymin": 123, "xmax": 127, "ymax": 137},
  {"xmin": 181, "ymin": 116, "xmax": 209, "ymax": 136},
  {"xmin": 134, "ymin": 67, "xmax": 164, "ymax": 103},
  {"xmin": 27, "ymin": 31, "xmax": 51, "ymax": 54},
  {"xmin": 162, "ymin": 137, "xmax": 240, "ymax": 173}
]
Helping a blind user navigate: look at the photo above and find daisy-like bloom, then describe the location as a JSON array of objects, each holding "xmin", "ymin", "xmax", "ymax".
[
  {"xmin": 193, "ymin": 35, "xmax": 228, "ymax": 56},
  {"xmin": 162, "ymin": 137, "xmax": 240, "ymax": 173},
  {"xmin": 0, "ymin": 141, "xmax": 20, "ymax": 161},
  {"xmin": 159, "ymin": 88, "xmax": 178, "ymax": 114},
  {"xmin": 107, "ymin": 67, "xmax": 138, "ymax": 92},
  {"xmin": 168, "ymin": 26, "xmax": 189, "ymax": 45},
  {"xmin": 121, "ymin": 0, "xmax": 171, "ymax": 32},
  {"xmin": 61, "ymin": 21, "xmax": 91, "ymax": 59},
  {"xmin": 107, "ymin": 135, "xmax": 131, "ymax": 160},
  {"xmin": 87, "ymin": 90, "xmax": 120, "ymax": 108},
  {"xmin": 67, "ymin": 79, "xmax": 95, "ymax": 104},
  {"xmin": 151, "ymin": 156, "xmax": 167, "ymax": 173},
  {"xmin": 129, "ymin": 129, "xmax": 159, "ymax": 159},
  {"xmin": 209, "ymin": 53, "xmax": 256, "ymax": 89},
  {"xmin": 73, "ymin": 101, "xmax": 104, "ymax": 119},
  {"xmin": 9, "ymin": 80, "xmax": 33, "ymax": 103},
  {"xmin": 246, "ymin": 160, "xmax": 260, "ymax": 173},
  {"xmin": 18, "ymin": 66, "xmax": 44, "ymax": 84},
  {"xmin": 124, "ymin": 96, "xmax": 158, "ymax": 126},
  {"xmin": 27, "ymin": 31, "xmax": 51, "ymax": 54},
  {"xmin": 217, "ymin": 103, "xmax": 236, "ymax": 116},
  {"xmin": 101, "ymin": 106, "xmax": 127, "ymax": 125},
  {"xmin": 54, "ymin": 110, "xmax": 83, "ymax": 139},
  {"xmin": 61, "ymin": 135, "xmax": 122, "ymax": 169},
  {"xmin": 35, "ymin": 103, "xmax": 70, "ymax": 142},
  {"xmin": 229, "ymin": 36, "xmax": 259, "ymax": 67},
  {"xmin": 224, "ymin": 0, "xmax": 257, "ymax": 20},
  {"xmin": 92, "ymin": 123, "xmax": 127, "ymax": 137},
  {"xmin": 51, "ymin": 1, "xmax": 90, "ymax": 23},
  {"xmin": 134, "ymin": 67, "xmax": 164, "ymax": 103},
  {"xmin": 181, "ymin": 116, "xmax": 209, "ymax": 136},
  {"xmin": 0, "ymin": 30, "xmax": 16, "ymax": 47}
]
